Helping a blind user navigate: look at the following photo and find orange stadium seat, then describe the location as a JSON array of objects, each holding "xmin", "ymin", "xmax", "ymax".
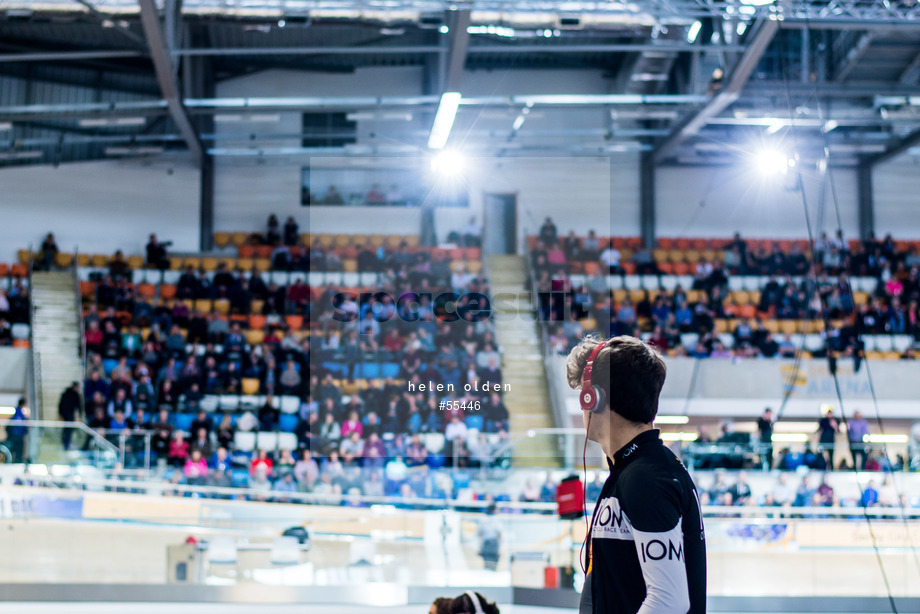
[
  {"xmin": 79, "ymin": 281, "xmax": 96, "ymax": 297},
  {"xmin": 159, "ymin": 284, "xmax": 177, "ymax": 299},
  {"xmin": 285, "ymin": 315, "xmax": 304, "ymax": 331},
  {"xmin": 657, "ymin": 237, "xmax": 674, "ymax": 250},
  {"xmin": 464, "ymin": 248, "xmax": 481, "ymax": 261},
  {"xmin": 238, "ymin": 245, "xmax": 255, "ymax": 258},
  {"xmin": 137, "ymin": 283, "xmax": 155, "ymax": 299},
  {"xmin": 255, "ymin": 246, "xmax": 273, "ymax": 259},
  {"xmin": 0, "ymin": 263, "xmax": 7, "ymax": 277},
  {"xmin": 250, "ymin": 314, "xmax": 267, "ymax": 330},
  {"xmin": 11, "ymin": 264, "xmax": 27, "ymax": 277}
]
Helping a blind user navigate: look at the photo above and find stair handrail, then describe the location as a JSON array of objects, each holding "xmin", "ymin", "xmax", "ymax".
[
  {"xmin": 26, "ymin": 243, "xmax": 43, "ymax": 428},
  {"xmin": 522, "ymin": 232, "xmax": 575, "ymax": 467},
  {"xmin": 0, "ymin": 419, "xmax": 120, "ymax": 457},
  {"xmin": 73, "ymin": 246, "xmax": 86, "ymax": 369}
]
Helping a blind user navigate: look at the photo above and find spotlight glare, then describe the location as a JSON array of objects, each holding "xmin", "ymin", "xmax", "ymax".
[
  {"xmin": 687, "ymin": 21, "xmax": 702, "ymax": 43},
  {"xmin": 430, "ymin": 150, "xmax": 465, "ymax": 177},
  {"xmin": 756, "ymin": 149, "xmax": 793, "ymax": 175}
]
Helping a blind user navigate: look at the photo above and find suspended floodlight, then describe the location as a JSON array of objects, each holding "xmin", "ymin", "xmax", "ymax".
[{"xmin": 428, "ymin": 92, "xmax": 462, "ymax": 150}]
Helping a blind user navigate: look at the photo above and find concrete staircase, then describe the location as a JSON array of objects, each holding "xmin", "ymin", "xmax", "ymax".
[
  {"xmin": 488, "ymin": 255, "xmax": 559, "ymax": 468},
  {"xmin": 30, "ymin": 270, "xmax": 84, "ymax": 461}
]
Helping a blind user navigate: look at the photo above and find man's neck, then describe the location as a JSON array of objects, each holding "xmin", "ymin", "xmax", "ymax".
[{"xmin": 602, "ymin": 418, "xmax": 653, "ymax": 462}]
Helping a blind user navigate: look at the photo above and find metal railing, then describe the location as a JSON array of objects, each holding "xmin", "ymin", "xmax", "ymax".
[
  {"xmin": 72, "ymin": 247, "xmax": 86, "ymax": 368},
  {"xmin": 5, "ymin": 472, "xmax": 920, "ymax": 522},
  {"xmin": 0, "ymin": 419, "xmax": 120, "ymax": 467}
]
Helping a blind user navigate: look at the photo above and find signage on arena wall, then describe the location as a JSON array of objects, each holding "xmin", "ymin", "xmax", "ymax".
[{"xmin": 660, "ymin": 358, "xmax": 920, "ymax": 401}]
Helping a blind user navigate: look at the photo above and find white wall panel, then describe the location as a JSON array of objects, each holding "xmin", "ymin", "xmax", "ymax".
[
  {"xmin": 0, "ymin": 158, "xmax": 200, "ymax": 262},
  {"xmin": 656, "ymin": 164, "xmax": 859, "ymax": 240},
  {"xmin": 874, "ymin": 154, "xmax": 920, "ymax": 238}
]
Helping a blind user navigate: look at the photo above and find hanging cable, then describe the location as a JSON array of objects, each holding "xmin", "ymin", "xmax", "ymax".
[{"xmin": 777, "ymin": 30, "xmax": 902, "ymax": 613}]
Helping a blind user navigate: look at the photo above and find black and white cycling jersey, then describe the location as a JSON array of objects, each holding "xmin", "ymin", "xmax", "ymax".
[{"xmin": 581, "ymin": 429, "xmax": 707, "ymax": 614}]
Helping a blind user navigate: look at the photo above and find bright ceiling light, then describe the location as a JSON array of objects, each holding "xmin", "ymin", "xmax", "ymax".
[
  {"xmin": 428, "ymin": 92, "xmax": 461, "ymax": 150},
  {"xmin": 687, "ymin": 21, "xmax": 702, "ymax": 43},
  {"xmin": 430, "ymin": 150, "xmax": 465, "ymax": 177},
  {"xmin": 740, "ymin": 0, "xmax": 775, "ymax": 5},
  {"xmin": 756, "ymin": 148, "xmax": 794, "ymax": 175}
]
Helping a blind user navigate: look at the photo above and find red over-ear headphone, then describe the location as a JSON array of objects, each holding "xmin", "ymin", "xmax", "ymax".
[{"xmin": 580, "ymin": 338, "xmax": 612, "ymax": 414}]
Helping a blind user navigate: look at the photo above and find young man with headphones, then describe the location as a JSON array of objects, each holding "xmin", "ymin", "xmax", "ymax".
[{"xmin": 566, "ymin": 335, "xmax": 706, "ymax": 614}]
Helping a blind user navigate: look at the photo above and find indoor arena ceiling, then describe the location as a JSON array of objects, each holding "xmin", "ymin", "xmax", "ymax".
[{"xmin": 3, "ymin": 1, "xmax": 920, "ymax": 167}]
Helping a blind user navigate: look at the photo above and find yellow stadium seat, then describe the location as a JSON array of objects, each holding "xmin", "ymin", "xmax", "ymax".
[
  {"xmin": 467, "ymin": 261, "xmax": 482, "ymax": 274},
  {"xmin": 231, "ymin": 232, "xmax": 249, "ymax": 247},
  {"xmin": 168, "ymin": 256, "xmax": 184, "ymax": 270},
  {"xmin": 629, "ymin": 289, "xmax": 646, "ymax": 304},
  {"xmin": 386, "ymin": 235, "xmax": 402, "ymax": 248},
  {"xmin": 317, "ymin": 234, "xmax": 334, "ymax": 248},
  {"xmin": 343, "ymin": 259, "xmax": 358, "ymax": 272},
  {"xmin": 369, "ymin": 234, "xmax": 385, "ymax": 247},
  {"xmin": 17, "ymin": 249, "xmax": 32, "ymax": 265},
  {"xmin": 195, "ymin": 299, "xmax": 212, "ymax": 313},
  {"xmin": 251, "ymin": 299, "xmax": 264, "ymax": 314},
  {"xmin": 613, "ymin": 289, "xmax": 627, "ymax": 303},
  {"xmin": 201, "ymin": 257, "xmax": 218, "ymax": 272},
  {"xmin": 238, "ymin": 258, "xmax": 254, "ymax": 271},
  {"xmin": 351, "ymin": 234, "xmax": 368, "ymax": 247},
  {"xmin": 55, "ymin": 253, "xmax": 73, "ymax": 268},
  {"xmin": 214, "ymin": 233, "xmax": 231, "ymax": 249},
  {"xmin": 127, "ymin": 255, "xmax": 144, "ymax": 269},
  {"xmin": 214, "ymin": 299, "xmax": 230, "ymax": 315},
  {"xmin": 185, "ymin": 257, "xmax": 201, "ymax": 270},
  {"xmin": 241, "ymin": 377, "xmax": 260, "ymax": 395},
  {"xmin": 334, "ymin": 234, "xmax": 351, "ymax": 247},
  {"xmin": 76, "ymin": 253, "xmax": 91, "ymax": 267},
  {"xmin": 246, "ymin": 329, "xmax": 265, "ymax": 346},
  {"xmin": 91, "ymin": 254, "xmax": 109, "ymax": 267},
  {"xmin": 404, "ymin": 235, "xmax": 420, "ymax": 247},
  {"xmin": 254, "ymin": 258, "xmax": 271, "ymax": 272},
  {"xmin": 219, "ymin": 257, "xmax": 237, "ymax": 270}
]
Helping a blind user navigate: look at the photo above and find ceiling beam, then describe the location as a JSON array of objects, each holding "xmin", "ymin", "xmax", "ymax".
[
  {"xmin": 835, "ymin": 32, "xmax": 875, "ymax": 82},
  {"xmin": 0, "ymin": 50, "xmax": 144, "ymax": 63},
  {"xmin": 899, "ymin": 49, "xmax": 920, "ymax": 85},
  {"xmin": 138, "ymin": 0, "xmax": 203, "ymax": 165},
  {"xmin": 652, "ymin": 16, "xmax": 780, "ymax": 164},
  {"xmin": 443, "ymin": 9, "xmax": 471, "ymax": 92},
  {"xmin": 864, "ymin": 125, "xmax": 920, "ymax": 167}
]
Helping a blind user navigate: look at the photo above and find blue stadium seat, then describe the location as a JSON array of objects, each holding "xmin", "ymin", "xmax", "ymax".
[
  {"xmin": 279, "ymin": 413, "xmax": 299, "ymax": 432},
  {"xmin": 231, "ymin": 470, "xmax": 250, "ymax": 488},
  {"xmin": 427, "ymin": 454, "xmax": 445, "ymax": 469},
  {"xmin": 360, "ymin": 363, "xmax": 380, "ymax": 378},
  {"xmin": 175, "ymin": 413, "xmax": 194, "ymax": 433},
  {"xmin": 381, "ymin": 363, "xmax": 400, "ymax": 378},
  {"xmin": 465, "ymin": 415, "xmax": 484, "ymax": 431},
  {"xmin": 103, "ymin": 359, "xmax": 119, "ymax": 376}
]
